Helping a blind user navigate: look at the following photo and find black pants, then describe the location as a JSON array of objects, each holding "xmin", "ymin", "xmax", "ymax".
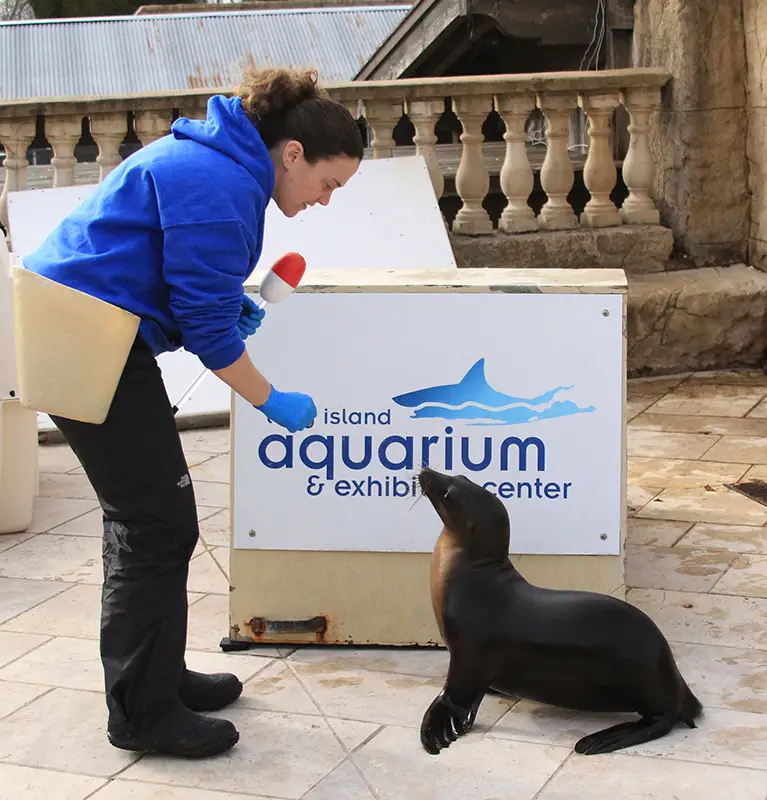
[{"xmin": 50, "ymin": 334, "xmax": 199, "ymax": 732}]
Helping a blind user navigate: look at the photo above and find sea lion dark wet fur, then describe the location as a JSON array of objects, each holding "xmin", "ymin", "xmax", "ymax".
[{"xmin": 418, "ymin": 466, "xmax": 702, "ymax": 756}]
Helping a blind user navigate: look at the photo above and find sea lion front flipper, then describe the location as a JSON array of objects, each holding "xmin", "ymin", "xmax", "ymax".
[
  {"xmin": 574, "ymin": 715, "xmax": 676, "ymax": 756},
  {"xmin": 420, "ymin": 650, "xmax": 489, "ymax": 755}
]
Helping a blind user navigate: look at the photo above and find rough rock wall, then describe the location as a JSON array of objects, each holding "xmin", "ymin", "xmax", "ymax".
[
  {"xmin": 633, "ymin": 0, "xmax": 750, "ymax": 267},
  {"xmin": 744, "ymin": 0, "xmax": 767, "ymax": 270}
]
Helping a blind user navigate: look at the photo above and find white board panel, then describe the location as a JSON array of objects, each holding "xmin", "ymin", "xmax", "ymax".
[
  {"xmin": 258, "ymin": 156, "xmax": 456, "ymax": 271},
  {"xmin": 232, "ymin": 290, "xmax": 625, "ymax": 556}
]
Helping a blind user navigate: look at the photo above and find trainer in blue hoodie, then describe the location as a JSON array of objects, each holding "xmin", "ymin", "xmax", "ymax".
[{"xmin": 21, "ymin": 67, "xmax": 364, "ymax": 762}]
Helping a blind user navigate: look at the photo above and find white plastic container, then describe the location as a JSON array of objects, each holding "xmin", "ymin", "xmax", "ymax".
[{"xmin": 0, "ymin": 233, "xmax": 38, "ymax": 534}]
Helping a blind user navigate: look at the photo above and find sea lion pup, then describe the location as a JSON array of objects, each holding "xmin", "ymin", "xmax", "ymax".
[{"xmin": 417, "ymin": 466, "xmax": 702, "ymax": 756}]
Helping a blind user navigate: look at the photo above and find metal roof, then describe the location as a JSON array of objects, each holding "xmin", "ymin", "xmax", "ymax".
[{"xmin": 0, "ymin": 5, "xmax": 411, "ymax": 101}]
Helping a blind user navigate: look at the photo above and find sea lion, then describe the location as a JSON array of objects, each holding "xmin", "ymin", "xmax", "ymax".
[{"xmin": 417, "ymin": 466, "xmax": 702, "ymax": 756}]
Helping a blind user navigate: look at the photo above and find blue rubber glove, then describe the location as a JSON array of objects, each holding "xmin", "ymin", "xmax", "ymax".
[
  {"xmin": 256, "ymin": 386, "xmax": 317, "ymax": 433},
  {"xmin": 237, "ymin": 294, "xmax": 265, "ymax": 340}
]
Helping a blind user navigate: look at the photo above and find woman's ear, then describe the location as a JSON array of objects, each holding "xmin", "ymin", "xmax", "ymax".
[{"xmin": 282, "ymin": 140, "xmax": 304, "ymax": 169}]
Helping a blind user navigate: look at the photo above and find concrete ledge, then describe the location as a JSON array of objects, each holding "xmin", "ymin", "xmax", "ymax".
[
  {"xmin": 628, "ymin": 264, "xmax": 767, "ymax": 376},
  {"xmin": 450, "ymin": 225, "xmax": 674, "ymax": 274}
]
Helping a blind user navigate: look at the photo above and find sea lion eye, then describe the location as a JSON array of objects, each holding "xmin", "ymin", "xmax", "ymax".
[{"xmin": 443, "ymin": 486, "xmax": 454, "ymax": 501}]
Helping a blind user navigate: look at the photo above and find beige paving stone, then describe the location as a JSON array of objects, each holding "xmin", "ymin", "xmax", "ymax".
[
  {"xmin": 0, "ymin": 631, "xmax": 49, "ymax": 669},
  {"xmin": 240, "ymin": 659, "xmax": 320, "ymax": 716},
  {"xmin": 326, "ymin": 718, "xmax": 381, "ymax": 752},
  {"xmin": 291, "ymin": 664, "xmax": 511, "ymax": 731},
  {"xmin": 0, "ymin": 577, "xmax": 72, "ymax": 626},
  {"xmin": 0, "ymin": 764, "xmax": 105, "ymax": 800},
  {"xmin": 630, "ymin": 412, "xmax": 767, "ymax": 437},
  {"xmin": 352, "ymin": 724, "xmax": 569, "ymax": 800},
  {"xmin": 627, "ymin": 485, "xmax": 663, "ymax": 514},
  {"xmin": 38, "ymin": 472, "xmax": 98, "ymax": 501},
  {"xmin": 91, "ymin": 783, "xmax": 276, "ymax": 800},
  {"xmin": 182, "ymin": 450, "xmax": 224, "ymax": 469},
  {"xmin": 49, "ymin": 508, "xmax": 103, "ymax": 537},
  {"xmin": 198, "ymin": 508, "xmax": 229, "ymax": 548},
  {"xmin": 0, "ymin": 636, "xmax": 102, "ymax": 692},
  {"xmin": 741, "ymin": 463, "xmax": 767, "ymax": 483},
  {"xmin": 627, "ymin": 429, "xmax": 719, "ymax": 459},
  {"xmin": 626, "ymin": 588, "xmax": 767, "ymax": 650},
  {"xmin": 0, "ymin": 583, "xmax": 154, "ymax": 640},
  {"xmin": 0, "ymin": 687, "xmax": 139, "ymax": 777},
  {"xmin": 0, "ymin": 531, "xmax": 35, "ymax": 553},
  {"xmin": 648, "ymin": 384, "xmax": 767, "ymax": 417},
  {"xmin": 627, "ymin": 456, "xmax": 749, "ymax": 489},
  {"xmin": 191, "ymin": 480, "xmax": 229, "ymax": 509},
  {"xmin": 678, "ymin": 522, "xmax": 767, "ymax": 554},
  {"xmin": 187, "ymin": 550, "xmax": 229, "ymax": 595},
  {"xmin": 627, "ymin": 395, "xmax": 661, "ymax": 421},
  {"xmin": 189, "ymin": 453, "xmax": 230, "ymax": 484},
  {"xmin": 209, "ymin": 546, "xmax": 229, "ymax": 578},
  {"xmin": 536, "ymin": 751, "xmax": 767, "ymax": 799},
  {"xmin": 627, "ymin": 519, "xmax": 692, "ymax": 547},
  {"xmin": 304, "ymin": 760, "xmax": 375, "ymax": 800},
  {"xmin": 121, "ymin": 707, "xmax": 346, "ymax": 799},
  {"xmin": 0, "ymin": 680, "xmax": 50, "ymax": 719},
  {"xmin": 713, "ymin": 554, "xmax": 767, "ymax": 598},
  {"xmin": 288, "ymin": 645, "xmax": 450, "ymax": 680},
  {"xmin": 636, "ymin": 485, "xmax": 767, "ymax": 526},
  {"xmin": 747, "ymin": 396, "xmax": 767, "ymax": 418},
  {"xmin": 491, "ymin": 700, "xmax": 767, "ymax": 770},
  {"xmin": 37, "ymin": 443, "xmax": 82, "ymax": 474},
  {"xmin": 702, "ymin": 435, "xmax": 767, "ymax": 464},
  {"xmin": 26, "ymin": 496, "xmax": 100, "ymax": 534},
  {"xmin": 179, "ymin": 426, "xmax": 231, "ymax": 453},
  {"xmin": 1, "ymin": 584, "xmax": 209, "ymax": 638},
  {"xmin": 0, "ymin": 534, "xmax": 102, "ymax": 584},
  {"xmin": 671, "ymin": 641, "xmax": 767, "ymax": 715},
  {"xmin": 626, "ymin": 545, "xmax": 735, "ymax": 592}
]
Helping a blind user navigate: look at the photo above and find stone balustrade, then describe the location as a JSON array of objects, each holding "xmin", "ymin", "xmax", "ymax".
[{"xmin": 0, "ymin": 68, "xmax": 670, "ymax": 238}]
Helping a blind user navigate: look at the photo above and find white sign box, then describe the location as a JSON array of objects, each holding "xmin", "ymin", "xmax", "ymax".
[{"xmin": 232, "ymin": 287, "xmax": 624, "ymax": 556}]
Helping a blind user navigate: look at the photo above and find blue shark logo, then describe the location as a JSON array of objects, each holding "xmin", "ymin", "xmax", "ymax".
[{"xmin": 391, "ymin": 358, "xmax": 595, "ymax": 426}]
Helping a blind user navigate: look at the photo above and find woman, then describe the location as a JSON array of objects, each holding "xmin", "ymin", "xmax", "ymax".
[{"xmin": 22, "ymin": 65, "xmax": 364, "ymax": 758}]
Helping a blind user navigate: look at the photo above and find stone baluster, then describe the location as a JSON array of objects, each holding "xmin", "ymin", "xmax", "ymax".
[
  {"xmin": 90, "ymin": 112, "xmax": 126, "ymax": 181},
  {"xmin": 135, "ymin": 110, "xmax": 172, "ymax": 146},
  {"xmin": 452, "ymin": 94, "xmax": 493, "ymax": 235},
  {"xmin": 620, "ymin": 86, "xmax": 662, "ymax": 225},
  {"xmin": 47, "ymin": 115, "xmax": 82, "ymax": 188},
  {"xmin": 363, "ymin": 99, "xmax": 402, "ymax": 159},
  {"xmin": 537, "ymin": 92, "xmax": 578, "ymax": 230},
  {"xmin": 0, "ymin": 119, "xmax": 36, "ymax": 236},
  {"xmin": 496, "ymin": 92, "xmax": 538, "ymax": 233},
  {"xmin": 580, "ymin": 91, "xmax": 622, "ymax": 228},
  {"xmin": 405, "ymin": 98, "xmax": 444, "ymax": 201}
]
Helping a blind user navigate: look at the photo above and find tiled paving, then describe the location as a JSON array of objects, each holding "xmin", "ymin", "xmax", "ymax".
[{"xmin": 2, "ymin": 369, "xmax": 767, "ymax": 799}]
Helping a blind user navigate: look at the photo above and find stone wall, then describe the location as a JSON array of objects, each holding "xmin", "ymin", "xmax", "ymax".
[
  {"xmin": 744, "ymin": 0, "xmax": 767, "ymax": 271},
  {"xmin": 633, "ymin": 0, "xmax": 751, "ymax": 267}
]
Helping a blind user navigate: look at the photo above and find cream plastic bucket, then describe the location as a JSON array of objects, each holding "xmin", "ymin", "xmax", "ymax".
[{"xmin": 12, "ymin": 266, "xmax": 140, "ymax": 424}]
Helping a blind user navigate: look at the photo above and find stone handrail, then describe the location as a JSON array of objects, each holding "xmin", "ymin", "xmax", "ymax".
[{"xmin": 0, "ymin": 68, "xmax": 670, "ymax": 237}]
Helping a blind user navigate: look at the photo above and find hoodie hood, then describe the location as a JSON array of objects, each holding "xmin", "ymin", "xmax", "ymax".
[{"xmin": 171, "ymin": 95, "xmax": 275, "ymax": 197}]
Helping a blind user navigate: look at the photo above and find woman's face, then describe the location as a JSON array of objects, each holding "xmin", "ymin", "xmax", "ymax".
[{"xmin": 271, "ymin": 140, "xmax": 360, "ymax": 218}]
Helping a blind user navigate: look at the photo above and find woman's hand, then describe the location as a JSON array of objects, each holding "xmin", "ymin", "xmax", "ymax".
[{"xmin": 237, "ymin": 294, "xmax": 265, "ymax": 339}]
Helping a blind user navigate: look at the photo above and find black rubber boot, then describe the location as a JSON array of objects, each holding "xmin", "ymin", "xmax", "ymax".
[
  {"xmin": 107, "ymin": 701, "xmax": 240, "ymax": 758},
  {"xmin": 180, "ymin": 669, "xmax": 243, "ymax": 712}
]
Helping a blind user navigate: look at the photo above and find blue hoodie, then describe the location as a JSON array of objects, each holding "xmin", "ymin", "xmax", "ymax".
[{"xmin": 22, "ymin": 95, "xmax": 276, "ymax": 370}]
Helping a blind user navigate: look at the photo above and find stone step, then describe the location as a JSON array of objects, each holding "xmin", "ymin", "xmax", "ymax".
[
  {"xmin": 628, "ymin": 264, "xmax": 767, "ymax": 376},
  {"xmin": 450, "ymin": 225, "xmax": 675, "ymax": 275}
]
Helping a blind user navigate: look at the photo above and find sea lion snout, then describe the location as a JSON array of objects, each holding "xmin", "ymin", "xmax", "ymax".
[{"xmin": 418, "ymin": 467, "xmax": 510, "ymax": 558}]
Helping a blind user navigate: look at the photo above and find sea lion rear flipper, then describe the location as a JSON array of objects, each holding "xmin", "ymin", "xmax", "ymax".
[{"xmin": 574, "ymin": 715, "xmax": 676, "ymax": 756}]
